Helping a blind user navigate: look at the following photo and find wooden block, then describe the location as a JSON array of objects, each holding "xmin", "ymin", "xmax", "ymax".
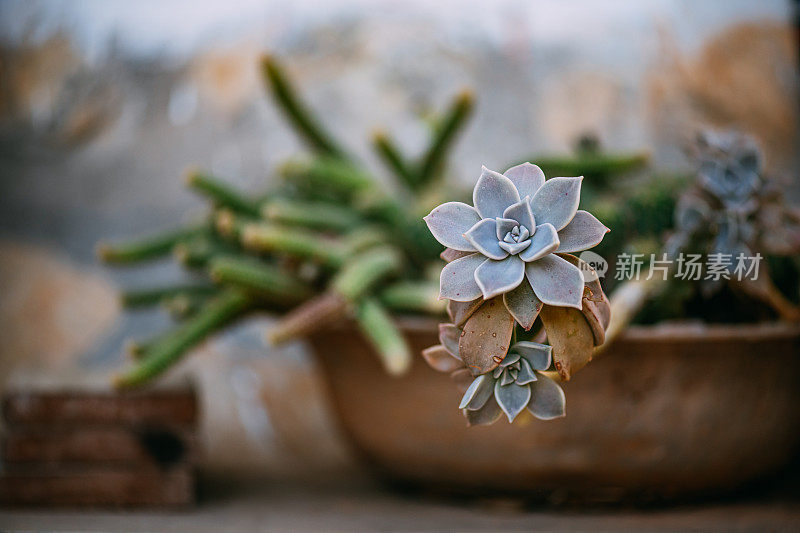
[
  {"xmin": 3, "ymin": 426, "xmax": 197, "ymax": 466},
  {"xmin": 2, "ymin": 389, "xmax": 197, "ymax": 427},
  {"xmin": 0, "ymin": 465, "xmax": 194, "ymax": 507}
]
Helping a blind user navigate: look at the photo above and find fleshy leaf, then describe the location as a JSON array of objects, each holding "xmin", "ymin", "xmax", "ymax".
[
  {"xmin": 474, "ymin": 256, "xmax": 525, "ymax": 299},
  {"xmin": 495, "ymin": 217, "xmax": 520, "ymax": 240},
  {"xmin": 440, "ymin": 248, "xmax": 471, "ymax": 263},
  {"xmin": 424, "ymin": 202, "xmax": 481, "ymax": 252},
  {"xmin": 458, "ymin": 297, "xmax": 515, "ymax": 376},
  {"xmin": 515, "ymin": 357, "xmax": 537, "ymax": 385},
  {"xmin": 450, "ymin": 368, "xmax": 474, "ymax": 393},
  {"xmin": 526, "ymin": 373, "xmax": 566, "ymax": 420},
  {"xmin": 465, "ymin": 396, "xmax": 503, "ymax": 426},
  {"xmin": 525, "ymin": 254, "xmax": 584, "ymax": 308},
  {"xmin": 539, "ymin": 304, "xmax": 595, "ymax": 381},
  {"xmin": 530, "ymin": 176, "xmax": 582, "ymax": 231},
  {"xmin": 464, "ymin": 219, "xmax": 508, "ymax": 260},
  {"xmin": 494, "ymin": 381, "xmax": 531, "ymax": 422},
  {"xmin": 504, "ymin": 162, "xmax": 545, "ymax": 199},
  {"xmin": 498, "ymin": 239, "xmax": 531, "ymax": 255},
  {"xmin": 511, "ymin": 341, "xmax": 552, "ymax": 371},
  {"xmin": 556, "ymin": 210, "xmax": 609, "ymax": 253},
  {"xmin": 447, "ymin": 298, "xmax": 482, "ymax": 327},
  {"xmin": 561, "ymin": 254, "xmax": 611, "ymax": 346},
  {"xmin": 499, "ymin": 352, "xmax": 520, "ymax": 367},
  {"xmin": 439, "ymin": 253, "xmax": 485, "ymax": 302},
  {"xmin": 421, "ymin": 345, "xmax": 462, "ymax": 372},
  {"xmin": 500, "ymin": 370, "xmax": 515, "ymax": 386},
  {"xmin": 438, "ymin": 323, "xmax": 461, "ymax": 357},
  {"xmin": 502, "ymin": 198, "xmax": 535, "ymax": 232},
  {"xmin": 459, "ymin": 374, "xmax": 495, "ymax": 410},
  {"xmin": 502, "ymin": 280, "xmax": 542, "ymax": 330},
  {"xmin": 473, "ymin": 167, "xmax": 521, "ymax": 220},
  {"xmin": 519, "ymin": 223, "xmax": 559, "ymax": 262}
]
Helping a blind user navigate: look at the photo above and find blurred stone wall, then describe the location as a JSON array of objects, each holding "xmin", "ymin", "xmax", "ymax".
[{"xmin": 0, "ymin": 0, "xmax": 796, "ymax": 478}]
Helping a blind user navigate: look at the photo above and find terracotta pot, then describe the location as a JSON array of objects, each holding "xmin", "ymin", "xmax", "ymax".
[{"xmin": 309, "ymin": 319, "xmax": 800, "ymax": 499}]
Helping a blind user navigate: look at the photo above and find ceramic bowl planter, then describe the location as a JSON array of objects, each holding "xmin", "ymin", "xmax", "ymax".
[{"xmin": 310, "ymin": 319, "xmax": 800, "ymax": 499}]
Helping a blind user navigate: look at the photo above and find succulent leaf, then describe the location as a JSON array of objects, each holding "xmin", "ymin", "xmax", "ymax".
[
  {"xmin": 440, "ymin": 248, "xmax": 471, "ymax": 263},
  {"xmin": 511, "ymin": 341, "xmax": 552, "ymax": 371},
  {"xmin": 515, "ymin": 357, "xmax": 538, "ymax": 385},
  {"xmin": 450, "ymin": 368, "xmax": 474, "ymax": 393},
  {"xmin": 494, "ymin": 380, "xmax": 532, "ymax": 422},
  {"xmin": 459, "ymin": 374, "xmax": 495, "ymax": 410},
  {"xmin": 474, "ymin": 256, "xmax": 525, "ymax": 299},
  {"xmin": 438, "ymin": 323, "xmax": 461, "ymax": 356},
  {"xmin": 424, "ymin": 201, "xmax": 481, "ymax": 252},
  {"xmin": 526, "ymin": 373, "xmax": 566, "ymax": 420},
  {"xmin": 502, "ymin": 198, "xmax": 535, "ymax": 233},
  {"xmin": 529, "ymin": 176, "xmax": 582, "ymax": 231},
  {"xmin": 519, "ymin": 223, "xmax": 559, "ymax": 262},
  {"xmin": 556, "ymin": 210, "xmax": 609, "ymax": 253},
  {"xmin": 447, "ymin": 298, "xmax": 482, "ymax": 327},
  {"xmin": 539, "ymin": 304, "xmax": 595, "ymax": 381},
  {"xmin": 503, "ymin": 162, "xmax": 545, "ymax": 199},
  {"xmin": 502, "ymin": 280, "xmax": 542, "ymax": 330},
  {"xmin": 458, "ymin": 297, "xmax": 515, "ymax": 376},
  {"xmin": 439, "ymin": 253, "xmax": 485, "ymax": 302},
  {"xmin": 464, "ymin": 219, "xmax": 508, "ymax": 260},
  {"xmin": 525, "ymin": 254, "xmax": 584, "ymax": 309},
  {"xmin": 473, "ymin": 167, "xmax": 521, "ymax": 220},
  {"xmin": 464, "ymin": 396, "xmax": 503, "ymax": 426},
  {"xmin": 421, "ymin": 345, "xmax": 462, "ymax": 372}
]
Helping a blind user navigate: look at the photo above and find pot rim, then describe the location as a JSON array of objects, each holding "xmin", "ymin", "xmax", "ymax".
[{"xmin": 323, "ymin": 315, "xmax": 800, "ymax": 342}]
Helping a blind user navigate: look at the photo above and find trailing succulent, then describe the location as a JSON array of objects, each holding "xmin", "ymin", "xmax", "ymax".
[
  {"xmin": 422, "ymin": 164, "xmax": 611, "ymax": 425},
  {"xmin": 660, "ymin": 129, "xmax": 800, "ymax": 322},
  {"xmin": 98, "ymin": 55, "xmax": 476, "ymax": 386}
]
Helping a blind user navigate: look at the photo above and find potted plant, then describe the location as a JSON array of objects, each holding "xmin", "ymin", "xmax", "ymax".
[{"xmin": 99, "ymin": 56, "xmax": 800, "ymax": 500}]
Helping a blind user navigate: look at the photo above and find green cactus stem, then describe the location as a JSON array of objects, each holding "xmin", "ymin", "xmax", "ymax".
[
  {"xmin": 96, "ymin": 224, "xmax": 207, "ymax": 264},
  {"xmin": 120, "ymin": 283, "xmax": 218, "ymax": 308},
  {"xmin": 115, "ymin": 289, "xmax": 254, "ymax": 388},
  {"xmin": 371, "ymin": 130, "xmax": 416, "ymax": 191},
  {"xmin": 343, "ymin": 226, "xmax": 389, "ymax": 255},
  {"xmin": 185, "ymin": 169, "xmax": 261, "ymax": 217},
  {"xmin": 174, "ymin": 234, "xmax": 239, "ymax": 269},
  {"xmin": 280, "ymin": 157, "xmax": 374, "ymax": 199},
  {"xmin": 332, "ymin": 247, "xmax": 403, "ymax": 301},
  {"xmin": 416, "ymin": 90, "xmax": 474, "ymax": 187},
  {"xmin": 261, "ymin": 198, "xmax": 361, "ymax": 232},
  {"xmin": 379, "ymin": 281, "xmax": 446, "ymax": 315},
  {"xmin": 355, "ymin": 298, "xmax": 411, "ymax": 375},
  {"xmin": 241, "ymin": 222, "xmax": 345, "ymax": 268},
  {"xmin": 209, "ymin": 256, "xmax": 313, "ymax": 304},
  {"xmin": 163, "ymin": 293, "xmax": 210, "ymax": 320},
  {"xmin": 260, "ymin": 55, "xmax": 348, "ymax": 160}
]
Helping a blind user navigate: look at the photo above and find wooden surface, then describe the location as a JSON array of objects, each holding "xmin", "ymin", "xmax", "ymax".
[{"xmin": 0, "ymin": 475, "xmax": 797, "ymax": 532}]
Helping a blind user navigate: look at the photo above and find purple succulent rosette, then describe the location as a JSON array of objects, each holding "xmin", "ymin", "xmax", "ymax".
[
  {"xmin": 422, "ymin": 163, "xmax": 611, "ymax": 425},
  {"xmin": 424, "ymin": 163, "xmax": 608, "ymax": 310}
]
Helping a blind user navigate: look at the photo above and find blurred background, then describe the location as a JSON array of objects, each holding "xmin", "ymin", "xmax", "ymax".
[{"xmin": 0, "ymin": 0, "xmax": 798, "ymax": 486}]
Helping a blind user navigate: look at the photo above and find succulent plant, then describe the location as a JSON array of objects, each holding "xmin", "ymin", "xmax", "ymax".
[
  {"xmin": 423, "ymin": 325, "xmax": 564, "ymax": 424},
  {"xmin": 425, "ymin": 164, "xmax": 609, "ymax": 308},
  {"xmin": 422, "ymin": 164, "xmax": 611, "ymax": 425}
]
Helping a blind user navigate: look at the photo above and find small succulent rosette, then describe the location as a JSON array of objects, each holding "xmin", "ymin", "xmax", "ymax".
[{"xmin": 422, "ymin": 163, "xmax": 611, "ymax": 425}]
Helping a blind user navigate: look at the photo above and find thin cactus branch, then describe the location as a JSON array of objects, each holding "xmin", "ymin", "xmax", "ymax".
[
  {"xmin": 209, "ymin": 256, "xmax": 313, "ymax": 304},
  {"xmin": 379, "ymin": 281, "xmax": 446, "ymax": 314},
  {"xmin": 185, "ymin": 169, "xmax": 261, "ymax": 217},
  {"xmin": 241, "ymin": 222, "xmax": 345, "ymax": 267},
  {"xmin": 96, "ymin": 224, "xmax": 207, "ymax": 264},
  {"xmin": 416, "ymin": 90, "xmax": 474, "ymax": 187},
  {"xmin": 371, "ymin": 130, "xmax": 417, "ymax": 191},
  {"xmin": 262, "ymin": 197, "xmax": 361, "ymax": 232},
  {"xmin": 332, "ymin": 246, "xmax": 403, "ymax": 301},
  {"xmin": 115, "ymin": 289, "xmax": 254, "ymax": 388},
  {"xmin": 260, "ymin": 55, "xmax": 349, "ymax": 160},
  {"xmin": 355, "ymin": 298, "xmax": 412, "ymax": 375},
  {"xmin": 120, "ymin": 283, "xmax": 218, "ymax": 308}
]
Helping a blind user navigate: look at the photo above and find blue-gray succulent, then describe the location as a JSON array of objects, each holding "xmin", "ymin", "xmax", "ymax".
[
  {"xmin": 424, "ymin": 164, "xmax": 608, "ymax": 310},
  {"xmin": 423, "ymin": 324, "xmax": 564, "ymax": 424}
]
